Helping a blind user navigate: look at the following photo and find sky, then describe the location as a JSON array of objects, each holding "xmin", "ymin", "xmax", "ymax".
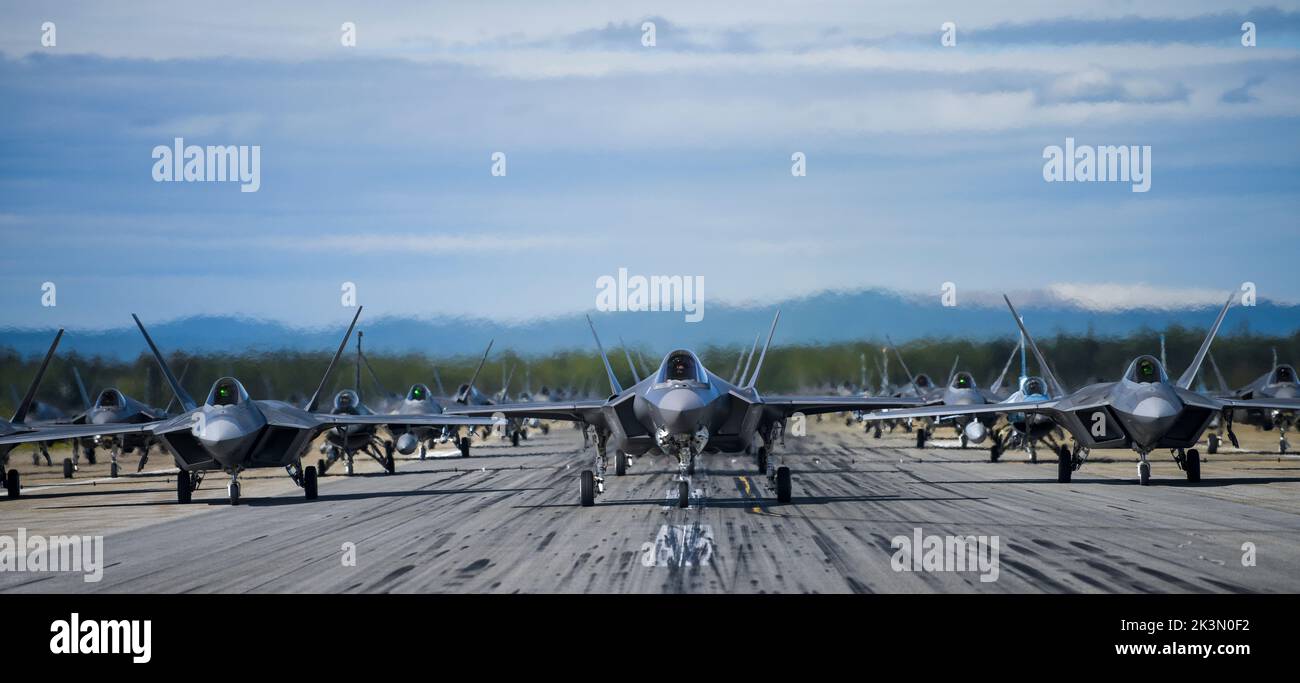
[{"xmin": 0, "ymin": 1, "xmax": 1298, "ymax": 330}]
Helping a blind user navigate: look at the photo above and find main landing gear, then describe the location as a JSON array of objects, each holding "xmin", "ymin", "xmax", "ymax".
[
  {"xmin": 176, "ymin": 470, "xmax": 204, "ymax": 504},
  {"xmin": 1173, "ymin": 448, "xmax": 1201, "ymax": 483},
  {"xmin": 579, "ymin": 430, "xmax": 612, "ymax": 507}
]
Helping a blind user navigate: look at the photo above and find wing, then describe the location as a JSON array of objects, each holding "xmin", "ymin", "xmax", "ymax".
[
  {"xmin": 0, "ymin": 422, "xmax": 157, "ymax": 446},
  {"xmin": 443, "ymin": 400, "xmax": 609, "ymax": 423},
  {"xmin": 761, "ymin": 395, "xmax": 927, "ymax": 417},
  {"xmin": 861, "ymin": 399, "xmax": 1059, "ymax": 422},
  {"xmin": 1221, "ymin": 397, "xmax": 1300, "ymax": 412}
]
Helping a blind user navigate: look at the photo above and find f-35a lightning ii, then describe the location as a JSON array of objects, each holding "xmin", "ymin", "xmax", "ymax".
[
  {"xmin": 448, "ymin": 312, "xmax": 922, "ymax": 508},
  {"xmin": 130, "ymin": 307, "xmax": 495, "ymax": 505},
  {"xmin": 864, "ymin": 294, "xmax": 1300, "ymax": 485}
]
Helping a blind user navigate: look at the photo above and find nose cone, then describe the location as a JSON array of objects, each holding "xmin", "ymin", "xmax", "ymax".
[
  {"xmin": 90, "ymin": 410, "xmax": 119, "ymax": 426},
  {"xmin": 1117, "ymin": 394, "xmax": 1182, "ymax": 449},
  {"xmin": 1273, "ymin": 386, "xmax": 1297, "ymax": 399},
  {"xmin": 196, "ymin": 416, "xmax": 257, "ymax": 467},
  {"xmin": 653, "ymin": 388, "xmax": 709, "ymax": 434}
]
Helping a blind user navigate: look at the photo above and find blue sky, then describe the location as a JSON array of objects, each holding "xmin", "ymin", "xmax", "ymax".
[{"xmin": 1, "ymin": 1, "xmax": 1298, "ymax": 329}]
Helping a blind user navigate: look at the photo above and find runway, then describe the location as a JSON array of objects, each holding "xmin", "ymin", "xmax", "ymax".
[{"xmin": 2, "ymin": 423, "xmax": 1299, "ymax": 593}]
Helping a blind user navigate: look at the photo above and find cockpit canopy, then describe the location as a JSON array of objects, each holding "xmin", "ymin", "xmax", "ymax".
[
  {"xmin": 206, "ymin": 378, "xmax": 248, "ymax": 407},
  {"xmin": 950, "ymin": 372, "xmax": 976, "ymax": 390},
  {"xmin": 94, "ymin": 389, "xmax": 124, "ymax": 409},
  {"xmin": 914, "ymin": 374, "xmax": 933, "ymax": 389},
  {"xmin": 333, "ymin": 389, "xmax": 361, "ymax": 413},
  {"xmin": 1273, "ymin": 365, "xmax": 1298, "ymax": 385},
  {"xmin": 407, "ymin": 383, "xmax": 431, "ymax": 401},
  {"xmin": 1124, "ymin": 355, "xmax": 1168, "ymax": 384},
  {"xmin": 1020, "ymin": 376, "xmax": 1047, "ymax": 396},
  {"xmin": 657, "ymin": 350, "xmax": 708, "ymax": 384}
]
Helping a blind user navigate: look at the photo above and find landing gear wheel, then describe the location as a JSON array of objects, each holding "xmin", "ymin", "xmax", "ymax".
[
  {"xmin": 579, "ymin": 470, "xmax": 595, "ymax": 507},
  {"xmin": 1138, "ymin": 461, "xmax": 1151, "ymax": 486},
  {"xmin": 32, "ymin": 453, "xmax": 39, "ymax": 466},
  {"xmin": 317, "ymin": 458, "xmax": 327, "ymax": 476},
  {"xmin": 459, "ymin": 436, "xmax": 471, "ymax": 458},
  {"xmin": 62, "ymin": 458, "xmax": 74, "ymax": 479},
  {"xmin": 110, "ymin": 463, "xmax": 119, "ymax": 478},
  {"xmin": 1185, "ymin": 449, "xmax": 1200, "ymax": 482},
  {"xmin": 1207, "ymin": 433, "xmax": 1219, "ymax": 454},
  {"xmin": 687, "ymin": 457, "xmax": 696, "ymax": 476},
  {"xmin": 419, "ymin": 443, "xmax": 427, "ymax": 461},
  {"xmin": 1056, "ymin": 446, "xmax": 1072, "ymax": 483},
  {"xmin": 541, "ymin": 424, "xmax": 550, "ymax": 435},
  {"xmin": 989, "ymin": 443, "xmax": 1001, "ymax": 463},
  {"xmin": 615, "ymin": 451, "xmax": 627, "ymax": 476},
  {"xmin": 384, "ymin": 452, "xmax": 395, "ymax": 474},
  {"xmin": 1281, "ymin": 439, "xmax": 1289, "ymax": 455},
  {"xmin": 873, "ymin": 425, "xmax": 882, "ymax": 439},
  {"xmin": 176, "ymin": 473, "xmax": 192, "ymax": 503},
  {"xmin": 511, "ymin": 430, "xmax": 521, "ymax": 447},
  {"xmin": 304, "ymin": 466, "xmax": 318, "ymax": 499},
  {"xmin": 5, "ymin": 469, "xmax": 20, "ymax": 498},
  {"xmin": 228, "ymin": 481, "xmax": 241, "ymax": 505},
  {"xmin": 916, "ymin": 430, "xmax": 927, "ymax": 448},
  {"xmin": 86, "ymin": 448, "xmax": 96, "ymax": 465},
  {"xmin": 755, "ymin": 447, "xmax": 768, "ymax": 474},
  {"xmin": 677, "ymin": 480, "xmax": 690, "ymax": 508},
  {"xmin": 960, "ymin": 434, "xmax": 968, "ymax": 449},
  {"xmin": 775, "ymin": 466, "xmax": 792, "ymax": 503},
  {"xmin": 521, "ymin": 428, "xmax": 528, "ymax": 441}
]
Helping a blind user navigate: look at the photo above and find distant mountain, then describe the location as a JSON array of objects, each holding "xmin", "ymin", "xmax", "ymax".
[{"xmin": 2, "ymin": 288, "xmax": 1295, "ymax": 360}]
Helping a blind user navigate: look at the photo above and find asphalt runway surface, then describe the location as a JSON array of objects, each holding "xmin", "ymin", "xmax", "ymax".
[{"xmin": 2, "ymin": 422, "xmax": 1299, "ymax": 593}]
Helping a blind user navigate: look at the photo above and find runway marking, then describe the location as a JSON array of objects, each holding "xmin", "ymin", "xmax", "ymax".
[
  {"xmin": 738, "ymin": 476, "xmax": 762, "ymax": 514},
  {"xmin": 639, "ymin": 524, "xmax": 715, "ymax": 568}
]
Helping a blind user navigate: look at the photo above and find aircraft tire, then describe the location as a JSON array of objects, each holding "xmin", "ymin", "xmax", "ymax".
[
  {"xmin": 1207, "ymin": 433, "xmax": 1219, "ymax": 454},
  {"xmin": 1185, "ymin": 449, "xmax": 1200, "ymax": 482},
  {"xmin": 304, "ymin": 466, "xmax": 318, "ymax": 499},
  {"xmin": 384, "ymin": 452, "xmax": 395, "ymax": 474},
  {"xmin": 6, "ymin": 469, "xmax": 20, "ymax": 498},
  {"xmin": 677, "ymin": 480, "xmax": 689, "ymax": 508},
  {"xmin": 916, "ymin": 430, "xmax": 926, "ymax": 448},
  {"xmin": 1138, "ymin": 461, "xmax": 1151, "ymax": 486},
  {"xmin": 1057, "ymin": 446, "xmax": 1072, "ymax": 483},
  {"xmin": 459, "ymin": 436, "xmax": 471, "ymax": 458},
  {"xmin": 775, "ymin": 466, "xmax": 792, "ymax": 503},
  {"xmin": 177, "ymin": 472, "xmax": 191, "ymax": 504},
  {"xmin": 579, "ymin": 470, "xmax": 595, "ymax": 507},
  {"xmin": 756, "ymin": 447, "xmax": 768, "ymax": 474},
  {"xmin": 615, "ymin": 451, "xmax": 627, "ymax": 476},
  {"xmin": 62, "ymin": 458, "xmax": 74, "ymax": 479}
]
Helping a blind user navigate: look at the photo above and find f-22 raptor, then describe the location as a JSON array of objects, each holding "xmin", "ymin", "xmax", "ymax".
[
  {"xmin": 866, "ymin": 294, "xmax": 1300, "ymax": 485},
  {"xmin": 129, "ymin": 307, "xmax": 495, "ymax": 505},
  {"xmin": 449, "ymin": 312, "xmax": 921, "ymax": 507}
]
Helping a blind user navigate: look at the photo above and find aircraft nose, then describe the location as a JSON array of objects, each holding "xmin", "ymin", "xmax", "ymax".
[
  {"xmin": 655, "ymin": 389, "xmax": 707, "ymax": 434},
  {"xmin": 1274, "ymin": 386, "xmax": 1297, "ymax": 399},
  {"xmin": 196, "ymin": 417, "xmax": 253, "ymax": 466},
  {"xmin": 90, "ymin": 410, "xmax": 116, "ymax": 426},
  {"xmin": 1119, "ymin": 394, "xmax": 1182, "ymax": 448}
]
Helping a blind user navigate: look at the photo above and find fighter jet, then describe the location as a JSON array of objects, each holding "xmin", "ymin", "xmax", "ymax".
[
  {"xmin": 447, "ymin": 312, "xmax": 922, "ymax": 508},
  {"xmin": 1, "ymin": 331, "xmax": 169, "ymax": 498},
  {"xmin": 886, "ymin": 343, "xmax": 1010, "ymax": 452},
  {"xmin": 1213, "ymin": 349, "xmax": 1300, "ymax": 454},
  {"xmin": 127, "ymin": 308, "xmax": 495, "ymax": 505},
  {"xmin": 863, "ymin": 294, "xmax": 1300, "ymax": 485},
  {"xmin": 63, "ymin": 366, "xmax": 175, "ymax": 478}
]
